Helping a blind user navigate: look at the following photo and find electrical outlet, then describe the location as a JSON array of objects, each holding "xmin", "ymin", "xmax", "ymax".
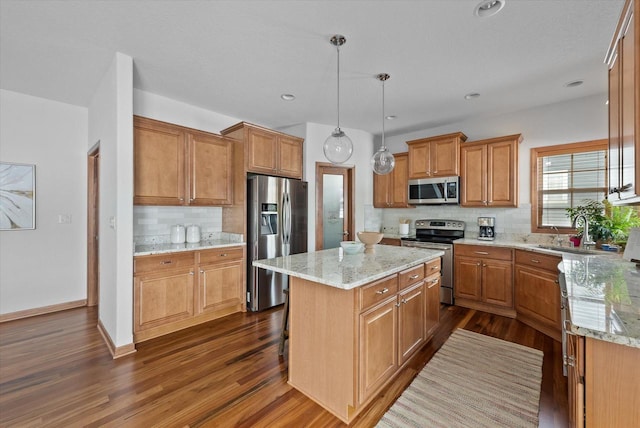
[
  {"xmin": 109, "ymin": 216, "xmax": 116, "ymax": 230},
  {"xmin": 58, "ymin": 214, "xmax": 72, "ymax": 224}
]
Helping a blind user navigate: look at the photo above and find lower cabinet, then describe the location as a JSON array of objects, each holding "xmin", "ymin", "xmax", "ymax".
[
  {"xmin": 567, "ymin": 334, "xmax": 640, "ymax": 427},
  {"xmin": 454, "ymin": 245, "xmax": 514, "ymax": 317},
  {"xmin": 289, "ymin": 258, "xmax": 440, "ymax": 424},
  {"xmin": 514, "ymin": 249, "xmax": 562, "ymax": 341},
  {"xmin": 133, "ymin": 246, "xmax": 245, "ymax": 343}
]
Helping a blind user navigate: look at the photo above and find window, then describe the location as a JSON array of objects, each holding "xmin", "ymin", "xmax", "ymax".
[{"xmin": 531, "ymin": 139, "xmax": 608, "ymax": 233}]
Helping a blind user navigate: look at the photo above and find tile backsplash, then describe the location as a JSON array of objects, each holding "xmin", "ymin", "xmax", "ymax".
[{"xmin": 134, "ymin": 205, "xmax": 223, "ymax": 243}]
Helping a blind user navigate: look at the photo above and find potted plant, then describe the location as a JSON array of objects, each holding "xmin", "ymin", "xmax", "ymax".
[{"xmin": 566, "ymin": 199, "xmax": 640, "ymax": 248}]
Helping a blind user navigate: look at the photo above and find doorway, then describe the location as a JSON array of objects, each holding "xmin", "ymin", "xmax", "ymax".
[
  {"xmin": 87, "ymin": 143, "xmax": 100, "ymax": 306},
  {"xmin": 315, "ymin": 163, "xmax": 354, "ymax": 250}
]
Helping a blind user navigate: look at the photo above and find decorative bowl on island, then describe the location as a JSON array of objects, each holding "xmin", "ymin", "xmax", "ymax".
[
  {"xmin": 357, "ymin": 231, "xmax": 384, "ymax": 253},
  {"xmin": 340, "ymin": 241, "xmax": 364, "ymax": 255}
]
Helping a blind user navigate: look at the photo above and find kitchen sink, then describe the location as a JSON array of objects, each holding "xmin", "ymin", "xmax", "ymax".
[{"xmin": 536, "ymin": 244, "xmax": 598, "ymax": 255}]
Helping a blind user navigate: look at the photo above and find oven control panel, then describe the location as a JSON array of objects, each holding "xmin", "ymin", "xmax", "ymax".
[{"xmin": 415, "ymin": 219, "xmax": 465, "ymax": 231}]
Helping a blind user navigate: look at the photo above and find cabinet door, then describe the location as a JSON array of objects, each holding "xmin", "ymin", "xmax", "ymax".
[
  {"xmin": 460, "ymin": 144, "xmax": 487, "ymax": 206},
  {"xmin": 482, "ymin": 259, "xmax": 513, "ymax": 307},
  {"xmin": 134, "ymin": 118, "xmax": 186, "ymax": 205},
  {"xmin": 454, "ymin": 255, "xmax": 482, "ymax": 301},
  {"xmin": 373, "ymin": 170, "xmax": 392, "ymax": 208},
  {"xmin": 391, "ymin": 153, "xmax": 411, "ymax": 207},
  {"xmin": 431, "ymin": 138, "xmax": 458, "ymax": 176},
  {"xmin": 134, "ymin": 268, "xmax": 195, "ymax": 332},
  {"xmin": 408, "ymin": 141, "xmax": 431, "ymax": 179},
  {"xmin": 277, "ymin": 135, "xmax": 303, "ymax": 179},
  {"xmin": 514, "ymin": 265, "xmax": 561, "ymax": 333},
  {"xmin": 424, "ymin": 274, "xmax": 440, "ymax": 339},
  {"xmin": 247, "ymin": 127, "xmax": 278, "ymax": 174},
  {"xmin": 188, "ymin": 133, "xmax": 233, "ymax": 206},
  {"xmin": 199, "ymin": 260, "xmax": 243, "ymax": 314},
  {"xmin": 619, "ymin": 11, "xmax": 637, "ymax": 201},
  {"xmin": 567, "ymin": 333, "xmax": 584, "ymax": 428},
  {"xmin": 487, "ymin": 139, "xmax": 518, "ymax": 207},
  {"xmin": 398, "ymin": 283, "xmax": 425, "ymax": 365},
  {"xmin": 359, "ymin": 298, "xmax": 398, "ymax": 404},
  {"xmin": 609, "ymin": 43, "xmax": 622, "ymax": 198}
]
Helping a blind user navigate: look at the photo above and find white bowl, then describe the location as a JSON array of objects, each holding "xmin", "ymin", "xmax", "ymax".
[{"xmin": 340, "ymin": 241, "xmax": 364, "ymax": 255}]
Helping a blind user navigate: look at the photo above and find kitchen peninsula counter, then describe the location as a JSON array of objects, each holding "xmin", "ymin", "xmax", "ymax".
[
  {"xmin": 253, "ymin": 244, "xmax": 443, "ymax": 424},
  {"xmin": 253, "ymin": 244, "xmax": 443, "ymax": 289}
]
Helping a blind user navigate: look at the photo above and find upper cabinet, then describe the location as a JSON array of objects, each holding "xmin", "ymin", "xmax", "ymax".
[
  {"xmin": 406, "ymin": 132, "xmax": 467, "ymax": 179},
  {"xmin": 607, "ymin": 0, "xmax": 639, "ymax": 204},
  {"xmin": 221, "ymin": 122, "xmax": 304, "ymax": 179},
  {"xmin": 460, "ymin": 134, "xmax": 522, "ymax": 207},
  {"xmin": 134, "ymin": 116, "xmax": 233, "ymax": 206},
  {"xmin": 373, "ymin": 152, "xmax": 413, "ymax": 208}
]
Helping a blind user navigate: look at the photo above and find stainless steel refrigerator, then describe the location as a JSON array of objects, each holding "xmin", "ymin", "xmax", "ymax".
[{"xmin": 247, "ymin": 175, "xmax": 308, "ymax": 311}]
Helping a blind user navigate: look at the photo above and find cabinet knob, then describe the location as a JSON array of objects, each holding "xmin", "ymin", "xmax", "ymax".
[
  {"xmin": 220, "ymin": 253, "xmax": 228, "ymax": 257},
  {"xmin": 200, "ymin": 269, "xmax": 204, "ymax": 274},
  {"xmin": 189, "ymin": 271, "xmax": 195, "ymax": 275},
  {"xmin": 395, "ymin": 302, "xmax": 402, "ymax": 307},
  {"xmin": 482, "ymin": 264, "xmax": 487, "ymax": 267},
  {"xmin": 476, "ymin": 262, "xmax": 481, "ymax": 266},
  {"xmin": 401, "ymin": 299, "xmax": 408, "ymax": 305}
]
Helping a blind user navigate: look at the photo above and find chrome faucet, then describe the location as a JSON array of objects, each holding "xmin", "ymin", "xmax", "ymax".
[
  {"xmin": 573, "ymin": 214, "xmax": 596, "ymax": 250},
  {"xmin": 551, "ymin": 225, "xmax": 560, "ymax": 246}
]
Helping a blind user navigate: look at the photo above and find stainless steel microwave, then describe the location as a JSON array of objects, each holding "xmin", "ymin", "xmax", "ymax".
[{"xmin": 408, "ymin": 176, "xmax": 459, "ymax": 205}]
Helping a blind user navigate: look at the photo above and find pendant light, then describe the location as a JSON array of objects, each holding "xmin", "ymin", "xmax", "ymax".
[
  {"xmin": 371, "ymin": 73, "xmax": 395, "ymax": 175},
  {"xmin": 323, "ymin": 35, "xmax": 353, "ymax": 164}
]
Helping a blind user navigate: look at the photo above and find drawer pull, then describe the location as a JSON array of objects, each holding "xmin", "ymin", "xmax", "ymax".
[
  {"xmin": 160, "ymin": 260, "xmax": 173, "ymax": 265},
  {"xmin": 400, "ymin": 299, "xmax": 408, "ymax": 305},
  {"xmin": 409, "ymin": 274, "xmax": 420, "ymax": 280},
  {"xmin": 430, "ymin": 265, "xmax": 438, "ymax": 270},
  {"xmin": 220, "ymin": 253, "xmax": 228, "ymax": 257},
  {"xmin": 376, "ymin": 287, "xmax": 389, "ymax": 295},
  {"xmin": 474, "ymin": 251, "xmax": 489, "ymax": 255},
  {"xmin": 189, "ymin": 271, "xmax": 195, "ymax": 275},
  {"xmin": 530, "ymin": 259, "xmax": 540, "ymax": 263}
]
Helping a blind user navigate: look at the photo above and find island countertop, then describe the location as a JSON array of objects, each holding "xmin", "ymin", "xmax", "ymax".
[
  {"xmin": 562, "ymin": 253, "xmax": 640, "ymax": 348},
  {"xmin": 252, "ymin": 245, "xmax": 444, "ymax": 290}
]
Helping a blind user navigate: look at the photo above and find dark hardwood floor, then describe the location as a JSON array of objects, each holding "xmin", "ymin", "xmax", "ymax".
[{"xmin": 0, "ymin": 305, "xmax": 568, "ymax": 427}]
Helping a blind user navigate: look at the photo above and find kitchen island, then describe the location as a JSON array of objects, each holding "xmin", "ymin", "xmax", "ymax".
[
  {"xmin": 561, "ymin": 254, "xmax": 640, "ymax": 427},
  {"xmin": 253, "ymin": 245, "xmax": 443, "ymax": 424}
]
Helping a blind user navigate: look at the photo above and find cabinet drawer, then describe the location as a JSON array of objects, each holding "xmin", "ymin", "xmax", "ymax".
[
  {"xmin": 398, "ymin": 264, "xmax": 425, "ymax": 290},
  {"xmin": 360, "ymin": 275, "xmax": 399, "ymax": 311},
  {"xmin": 515, "ymin": 249, "xmax": 561, "ymax": 272},
  {"xmin": 134, "ymin": 252, "xmax": 196, "ymax": 274},
  {"xmin": 425, "ymin": 258, "xmax": 441, "ymax": 275},
  {"xmin": 455, "ymin": 244, "xmax": 512, "ymax": 261},
  {"xmin": 198, "ymin": 247, "xmax": 244, "ymax": 264}
]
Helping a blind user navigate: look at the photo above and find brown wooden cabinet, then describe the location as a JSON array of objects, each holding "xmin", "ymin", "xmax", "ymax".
[
  {"xmin": 567, "ymin": 334, "xmax": 640, "ymax": 427},
  {"xmin": 373, "ymin": 152, "xmax": 412, "ymax": 208},
  {"xmin": 406, "ymin": 132, "xmax": 467, "ymax": 179},
  {"xmin": 134, "ymin": 116, "xmax": 233, "ymax": 206},
  {"xmin": 221, "ymin": 122, "xmax": 303, "ymax": 179},
  {"xmin": 289, "ymin": 258, "xmax": 440, "ymax": 424},
  {"xmin": 514, "ymin": 250, "xmax": 562, "ymax": 341},
  {"xmin": 607, "ymin": 0, "xmax": 639, "ymax": 204},
  {"xmin": 424, "ymin": 271, "xmax": 440, "ymax": 340},
  {"xmin": 133, "ymin": 246, "xmax": 245, "ymax": 343},
  {"xmin": 460, "ymin": 134, "xmax": 521, "ymax": 207},
  {"xmin": 454, "ymin": 244, "xmax": 514, "ymax": 317}
]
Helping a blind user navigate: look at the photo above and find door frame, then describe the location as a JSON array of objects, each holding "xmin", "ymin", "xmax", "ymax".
[
  {"xmin": 87, "ymin": 142, "xmax": 100, "ymax": 307},
  {"xmin": 315, "ymin": 162, "xmax": 355, "ymax": 250}
]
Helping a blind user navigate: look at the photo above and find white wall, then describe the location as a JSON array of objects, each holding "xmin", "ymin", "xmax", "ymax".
[
  {"xmin": 380, "ymin": 93, "xmax": 609, "ymax": 237},
  {"xmin": 88, "ymin": 53, "xmax": 134, "ymax": 347},
  {"xmin": 0, "ymin": 89, "xmax": 88, "ymax": 314}
]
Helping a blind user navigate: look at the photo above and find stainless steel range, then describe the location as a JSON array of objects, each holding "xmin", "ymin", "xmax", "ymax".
[{"xmin": 401, "ymin": 219, "xmax": 465, "ymax": 305}]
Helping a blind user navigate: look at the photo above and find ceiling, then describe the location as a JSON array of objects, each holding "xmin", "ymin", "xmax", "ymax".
[{"xmin": 0, "ymin": 0, "xmax": 624, "ymax": 137}]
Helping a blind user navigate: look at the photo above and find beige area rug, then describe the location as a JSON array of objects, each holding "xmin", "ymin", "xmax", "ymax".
[{"xmin": 377, "ymin": 329, "xmax": 543, "ymax": 428}]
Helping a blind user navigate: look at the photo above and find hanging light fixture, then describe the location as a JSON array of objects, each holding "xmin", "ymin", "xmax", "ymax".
[
  {"xmin": 323, "ymin": 34, "xmax": 353, "ymax": 164},
  {"xmin": 371, "ymin": 73, "xmax": 395, "ymax": 175}
]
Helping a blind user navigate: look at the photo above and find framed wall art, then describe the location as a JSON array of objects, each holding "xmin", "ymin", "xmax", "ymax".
[{"xmin": 0, "ymin": 162, "xmax": 36, "ymax": 230}]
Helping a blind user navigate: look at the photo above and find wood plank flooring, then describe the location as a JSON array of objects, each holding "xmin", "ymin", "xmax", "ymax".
[{"xmin": 0, "ymin": 305, "xmax": 568, "ymax": 427}]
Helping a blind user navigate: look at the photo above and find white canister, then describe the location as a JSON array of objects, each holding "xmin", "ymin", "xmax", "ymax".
[
  {"xmin": 399, "ymin": 223, "xmax": 409, "ymax": 235},
  {"xmin": 186, "ymin": 224, "xmax": 201, "ymax": 243},
  {"xmin": 170, "ymin": 224, "xmax": 186, "ymax": 243}
]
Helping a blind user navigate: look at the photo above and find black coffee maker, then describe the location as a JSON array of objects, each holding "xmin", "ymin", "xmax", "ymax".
[{"xmin": 478, "ymin": 217, "xmax": 495, "ymax": 241}]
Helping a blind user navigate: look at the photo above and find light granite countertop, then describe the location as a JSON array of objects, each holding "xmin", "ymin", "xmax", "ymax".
[
  {"xmin": 134, "ymin": 239, "xmax": 245, "ymax": 256},
  {"xmin": 252, "ymin": 245, "xmax": 443, "ymax": 290},
  {"xmin": 562, "ymin": 254, "xmax": 640, "ymax": 348},
  {"xmin": 453, "ymin": 238, "xmax": 618, "ymax": 257}
]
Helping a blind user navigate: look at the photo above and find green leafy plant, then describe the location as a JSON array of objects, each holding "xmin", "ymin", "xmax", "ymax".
[
  {"xmin": 566, "ymin": 199, "xmax": 640, "ymax": 244},
  {"xmin": 566, "ymin": 200, "xmax": 608, "ymax": 240}
]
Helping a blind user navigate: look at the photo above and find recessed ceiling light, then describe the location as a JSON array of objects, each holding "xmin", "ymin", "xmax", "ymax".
[
  {"xmin": 280, "ymin": 93, "xmax": 296, "ymax": 101},
  {"xmin": 474, "ymin": 0, "xmax": 505, "ymax": 17},
  {"xmin": 385, "ymin": 115, "xmax": 397, "ymax": 120},
  {"xmin": 564, "ymin": 80, "xmax": 584, "ymax": 88},
  {"xmin": 464, "ymin": 93, "xmax": 481, "ymax": 100}
]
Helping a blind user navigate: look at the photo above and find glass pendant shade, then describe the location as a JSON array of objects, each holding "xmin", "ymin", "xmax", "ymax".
[
  {"xmin": 325, "ymin": 35, "xmax": 353, "ymax": 164},
  {"xmin": 371, "ymin": 146, "xmax": 395, "ymax": 175},
  {"xmin": 372, "ymin": 73, "xmax": 395, "ymax": 175},
  {"xmin": 324, "ymin": 128, "xmax": 353, "ymax": 164}
]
